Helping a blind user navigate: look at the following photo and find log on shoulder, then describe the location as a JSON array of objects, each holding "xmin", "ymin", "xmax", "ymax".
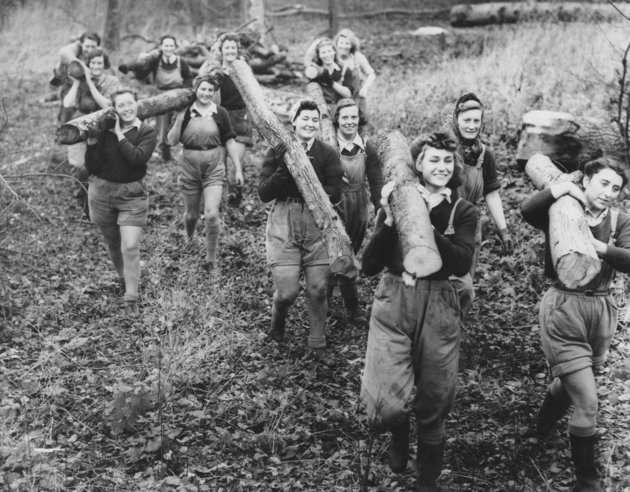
[
  {"xmin": 305, "ymin": 82, "xmax": 338, "ymax": 151},
  {"xmin": 226, "ymin": 58, "xmax": 354, "ymax": 276},
  {"xmin": 56, "ymin": 88, "xmax": 196, "ymax": 145},
  {"xmin": 375, "ymin": 131, "xmax": 442, "ymax": 278},
  {"xmin": 525, "ymin": 154, "xmax": 600, "ymax": 288}
]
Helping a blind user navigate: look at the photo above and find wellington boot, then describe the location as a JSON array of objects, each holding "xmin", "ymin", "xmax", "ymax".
[
  {"xmin": 570, "ymin": 434, "xmax": 603, "ymax": 492},
  {"xmin": 416, "ymin": 439, "xmax": 444, "ymax": 492},
  {"xmin": 537, "ymin": 390, "xmax": 571, "ymax": 437},
  {"xmin": 388, "ymin": 418, "xmax": 410, "ymax": 473}
]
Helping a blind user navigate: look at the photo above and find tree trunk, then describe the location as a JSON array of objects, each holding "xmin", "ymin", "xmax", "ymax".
[
  {"xmin": 305, "ymin": 82, "xmax": 338, "ymax": 151},
  {"xmin": 375, "ymin": 131, "xmax": 443, "ymax": 278},
  {"xmin": 226, "ymin": 59, "xmax": 355, "ymax": 276},
  {"xmin": 244, "ymin": 0, "xmax": 267, "ymax": 44},
  {"xmin": 103, "ymin": 0, "xmax": 121, "ymax": 51},
  {"xmin": 525, "ymin": 154, "xmax": 600, "ymax": 288},
  {"xmin": 328, "ymin": 0, "xmax": 340, "ymax": 37},
  {"xmin": 56, "ymin": 88, "xmax": 196, "ymax": 145},
  {"xmin": 516, "ymin": 111, "xmax": 627, "ymax": 172}
]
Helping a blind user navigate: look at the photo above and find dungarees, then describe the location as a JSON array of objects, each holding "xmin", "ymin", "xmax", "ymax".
[
  {"xmin": 154, "ymin": 58, "xmax": 184, "ymax": 151},
  {"xmin": 450, "ymin": 145, "xmax": 485, "ymax": 320},
  {"xmin": 337, "ymin": 150, "xmax": 369, "ymax": 253}
]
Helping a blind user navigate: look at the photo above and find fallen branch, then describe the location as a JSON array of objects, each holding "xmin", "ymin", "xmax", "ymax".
[
  {"xmin": 3, "ymin": 173, "xmax": 89, "ymax": 193},
  {"xmin": 0, "ymin": 174, "xmax": 48, "ymax": 223},
  {"xmin": 268, "ymin": 6, "xmax": 445, "ymax": 18}
]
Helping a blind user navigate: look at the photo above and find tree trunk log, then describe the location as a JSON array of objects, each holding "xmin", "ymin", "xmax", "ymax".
[
  {"xmin": 103, "ymin": 0, "xmax": 121, "ymax": 51},
  {"xmin": 305, "ymin": 82, "xmax": 338, "ymax": 151},
  {"xmin": 226, "ymin": 58, "xmax": 354, "ymax": 276},
  {"xmin": 516, "ymin": 111, "xmax": 627, "ymax": 172},
  {"xmin": 450, "ymin": 2, "xmax": 630, "ymax": 27},
  {"xmin": 119, "ymin": 49, "xmax": 161, "ymax": 79},
  {"xmin": 375, "ymin": 131, "xmax": 442, "ymax": 278},
  {"xmin": 525, "ymin": 154, "xmax": 600, "ymax": 288},
  {"xmin": 55, "ymin": 88, "xmax": 196, "ymax": 145}
]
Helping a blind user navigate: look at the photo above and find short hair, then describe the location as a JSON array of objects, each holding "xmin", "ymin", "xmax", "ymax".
[
  {"xmin": 453, "ymin": 92, "xmax": 484, "ymax": 140},
  {"xmin": 334, "ymin": 29, "xmax": 361, "ymax": 54},
  {"xmin": 193, "ymin": 74, "xmax": 220, "ymax": 92},
  {"xmin": 80, "ymin": 32, "xmax": 101, "ymax": 46},
  {"xmin": 313, "ymin": 38, "xmax": 338, "ymax": 66},
  {"xmin": 583, "ymin": 156, "xmax": 629, "ymax": 188},
  {"xmin": 85, "ymin": 48, "xmax": 110, "ymax": 70},
  {"xmin": 412, "ymin": 132, "xmax": 464, "ymax": 190},
  {"xmin": 333, "ymin": 98, "xmax": 367, "ymax": 127},
  {"xmin": 290, "ymin": 98, "xmax": 320, "ymax": 122},
  {"xmin": 219, "ymin": 33, "xmax": 241, "ymax": 56},
  {"xmin": 110, "ymin": 87, "xmax": 137, "ymax": 106},
  {"xmin": 160, "ymin": 34, "xmax": 177, "ymax": 46}
]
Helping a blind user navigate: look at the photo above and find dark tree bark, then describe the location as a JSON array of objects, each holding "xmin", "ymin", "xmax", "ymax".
[
  {"xmin": 103, "ymin": 0, "xmax": 121, "ymax": 51},
  {"xmin": 328, "ymin": 0, "xmax": 340, "ymax": 36}
]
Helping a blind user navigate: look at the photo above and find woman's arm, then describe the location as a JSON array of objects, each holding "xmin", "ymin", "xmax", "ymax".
[
  {"xmin": 485, "ymin": 189, "xmax": 508, "ymax": 230},
  {"xmin": 356, "ymin": 52, "xmax": 375, "ymax": 97},
  {"xmin": 226, "ymin": 138, "xmax": 244, "ymax": 185},
  {"xmin": 83, "ymin": 74, "xmax": 111, "ymax": 109},
  {"xmin": 433, "ymin": 202, "xmax": 477, "ymax": 277},
  {"xmin": 331, "ymin": 68, "xmax": 353, "ymax": 98},
  {"xmin": 362, "ymin": 208, "xmax": 395, "ymax": 276},
  {"xmin": 166, "ymin": 110, "xmax": 186, "ymax": 147},
  {"xmin": 118, "ymin": 125, "xmax": 158, "ymax": 167},
  {"xmin": 365, "ymin": 141, "xmax": 384, "ymax": 210},
  {"xmin": 62, "ymin": 77, "xmax": 80, "ymax": 108},
  {"xmin": 258, "ymin": 149, "xmax": 290, "ymax": 203}
]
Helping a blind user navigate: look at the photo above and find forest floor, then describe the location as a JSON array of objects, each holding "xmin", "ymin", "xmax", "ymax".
[{"xmin": 1, "ymin": 9, "xmax": 630, "ymax": 492}]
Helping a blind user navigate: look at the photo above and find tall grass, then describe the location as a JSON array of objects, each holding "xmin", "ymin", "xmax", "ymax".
[{"xmin": 371, "ymin": 22, "xmax": 629, "ymax": 138}]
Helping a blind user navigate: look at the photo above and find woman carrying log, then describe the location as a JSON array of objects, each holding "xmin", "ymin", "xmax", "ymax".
[
  {"xmin": 521, "ymin": 157, "xmax": 630, "ymax": 492},
  {"xmin": 142, "ymin": 35, "xmax": 192, "ymax": 161},
  {"xmin": 333, "ymin": 29, "xmax": 376, "ymax": 124},
  {"xmin": 167, "ymin": 74, "xmax": 243, "ymax": 272},
  {"xmin": 85, "ymin": 88, "xmax": 157, "ymax": 309},
  {"xmin": 304, "ymin": 38, "xmax": 354, "ymax": 108},
  {"xmin": 412, "ymin": 93, "xmax": 511, "ymax": 318},
  {"xmin": 329, "ymin": 98, "xmax": 383, "ymax": 325},
  {"xmin": 63, "ymin": 48, "xmax": 120, "ymax": 216},
  {"xmin": 199, "ymin": 33, "xmax": 254, "ymax": 205},
  {"xmin": 361, "ymin": 132, "xmax": 477, "ymax": 490},
  {"xmin": 258, "ymin": 99, "xmax": 343, "ymax": 365}
]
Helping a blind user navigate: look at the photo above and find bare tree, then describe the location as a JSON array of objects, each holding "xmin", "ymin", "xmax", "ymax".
[
  {"xmin": 328, "ymin": 0, "xmax": 339, "ymax": 37},
  {"xmin": 103, "ymin": 0, "xmax": 121, "ymax": 51}
]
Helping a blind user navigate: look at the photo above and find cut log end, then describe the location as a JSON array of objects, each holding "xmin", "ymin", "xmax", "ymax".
[
  {"xmin": 555, "ymin": 253, "xmax": 601, "ymax": 289},
  {"xmin": 329, "ymin": 255, "xmax": 355, "ymax": 277},
  {"xmin": 55, "ymin": 126, "xmax": 81, "ymax": 145},
  {"xmin": 403, "ymin": 246, "xmax": 443, "ymax": 278}
]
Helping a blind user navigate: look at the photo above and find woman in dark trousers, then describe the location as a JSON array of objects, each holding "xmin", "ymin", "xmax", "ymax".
[
  {"xmin": 85, "ymin": 88, "xmax": 157, "ymax": 307},
  {"xmin": 304, "ymin": 38, "xmax": 354, "ymax": 107},
  {"xmin": 329, "ymin": 98, "xmax": 383, "ymax": 325},
  {"xmin": 258, "ymin": 99, "xmax": 343, "ymax": 364},
  {"xmin": 521, "ymin": 157, "xmax": 630, "ymax": 492},
  {"xmin": 361, "ymin": 132, "xmax": 476, "ymax": 491},
  {"xmin": 167, "ymin": 74, "xmax": 243, "ymax": 271}
]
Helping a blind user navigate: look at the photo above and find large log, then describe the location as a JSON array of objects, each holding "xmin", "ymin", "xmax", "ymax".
[
  {"xmin": 305, "ymin": 82, "xmax": 338, "ymax": 151},
  {"xmin": 450, "ymin": 2, "xmax": 630, "ymax": 27},
  {"xmin": 55, "ymin": 88, "xmax": 196, "ymax": 145},
  {"xmin": 226, "ymin": 58, "xmax": 354, "ymax": 275},
  {"xmin": 375, "ymin": 131, "xmax": 442, "ymax": 278},
  {"xmin": 516, "ymin": 111, "xmax": 627, "ymax": 172},
  {"xmin": 525, "ymin": 154, "xmax": 600, "ymax": 288}
]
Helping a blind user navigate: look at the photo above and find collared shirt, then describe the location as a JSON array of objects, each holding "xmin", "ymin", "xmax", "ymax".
[
  {"xmin": 110, "ymin": 118, "xmax": 142, "ymax": 135},
  {"xmin": 190, "ymin": 102, "xmax": 218, "ymax": 118},
  {"xmin": 416, "ymin": 184, "xmax": 452, "ymax": 210},
  {"xmin": 337, "ymin": 132, "xmax": 365, "ymax": 155},
  {"xmin": 162, "ymin": 54, "xmax": 177, "ymax": 65},
  {"xmin": 586, "ymin": 207, "xmax": 609, "ymax": 227},
  {"xmin": 297, "ymin": 138, "xmax": 314, "ymax": 152}
]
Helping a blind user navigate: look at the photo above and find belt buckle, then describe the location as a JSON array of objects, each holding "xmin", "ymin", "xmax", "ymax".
[{"xmin": 583, "ymin": 290, "xmax": 595, "ymax": 296}]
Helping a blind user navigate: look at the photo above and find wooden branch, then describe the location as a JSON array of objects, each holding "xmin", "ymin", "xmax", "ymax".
[
  {"xmin": 305, "ymin": 82, "xmax": 338, "ymax": 151},
  {"xmin": 525, "ymin": 154, "xmax": 600, "ymax": 288},
  {"xmin": 55, "ymin": 88, "xmax": 196, "ymax": 145},
  {"xmin": 268, "ymin": 6, "xmax": 445, "ymax": 18},
  {"xmin": 226, "ymin": 58, "xmax": 354, "ymax": 275},
  {"xmin": 375, "ymin": 131, "xmax": 442, "ymax": 278}
]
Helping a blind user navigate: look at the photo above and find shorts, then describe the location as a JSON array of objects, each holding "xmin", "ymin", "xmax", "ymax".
[
  {"xmin": 227, "ymin": 108, "xmax": 253, "ymax": 147},
  {"xmin": 178, "ymin": 147, "xmax": 226, "ymax": 195},
  {"xmin": 265, "ymin": 200, "xmax": 329, "ymax": 268},
  {"xmin": 539, "ymin": 287, "xmax": 617, "ymax": 378},
  {"xmin": 88, "ymin": 176, "xmax": 149, "ymax": 227}
]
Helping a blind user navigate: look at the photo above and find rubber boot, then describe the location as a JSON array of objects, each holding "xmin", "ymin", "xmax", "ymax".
[
  {"xmin": 340, "ymin": 280, "xmax": 367, "ymax": 326},
  {"xmin": 570, "ymin": 434, "xmax": 603, "ymax": 492},
  {"xmin": 416, "ymin": 439, "xmax": 444, "ymax": 492},
  {"xmin": 388, "ymin": 417, "xmax": 410, "ymax": 473},
  {"xmin": 266, "ymin": 306, "xmax": 285, "ymax": 343},
  {"xmin": 537, "ymin": 390, "xmax": 571, "ymax": 437}
]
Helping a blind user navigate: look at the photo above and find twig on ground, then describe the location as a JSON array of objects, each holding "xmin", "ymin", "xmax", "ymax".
[
  {"xmin": 0, "ymin": 174, "xmax": 48, "ymax": 223},
  {"xmin": 0, "ymin": 247, "xmax": 46, "ymax": 259},
  {"xmin": 3, "ymin": 173, "xmax": 88, "ymax": 193}
]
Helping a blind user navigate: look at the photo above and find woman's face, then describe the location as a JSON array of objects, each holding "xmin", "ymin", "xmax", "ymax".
[
  {"xmin": 294, "ymin": 109, "xmax": 320, "ymax": 141},
  {"xmin": 583, "ymin": 168, "xmax": 623, "ymax": 212},
  {"xmin": 221, "ymin": 40, "xmax": 239, "ymax": 62},
  {"xmin": 113, "ymin": 92, "xmax": 138, "ymax": 124},
  {"xmin": 318, "ymin": 44, "xmax": 336, "ymax": 65},
  {"xmin": 88, "ymin": 56, "xmax": 105, "ymax": 77},
  {"xmin": 196, "ymin": 81, "xmax": 215, "ymax": 105},
  {"xmin": 457, "ymin": 108, "xmax": 482, "ymax": 140},
  {"xmin": 416, "ymin": 146, "xmax": 455, "ymax": 193},
  {"xmin": 161, "ymin": 38, "xmax": 176, "ymax": 57},
  {"xmin": 336, "ymin": 36, "xmax": 352, "ymax": 56},
  {"xmin": 337, "ymin": 105, "xmax": 359, "ymax": 140},
  {"xmin": 81, "ymin": 38, "xmax": 99, "ymax": 58}
]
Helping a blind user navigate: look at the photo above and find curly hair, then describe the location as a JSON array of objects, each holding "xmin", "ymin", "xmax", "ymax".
[
  {"xmin": 290, "ymin": 98, "xmax": 320, "ymax": 123},
  {"xmin": 313, "ymin": 38, "xmax": 339, "ymax": 66},
  {"xmin": 84, "ymin": 48, "xmax": 110, "ymax": 70},
  {"xmin": 193, "ymin": 73, "xmax": 220, "ymax": 92},
  {"xmin": 333, "ymin": 29, "xmax": 361, "ymax": 54},
  {"xmin": 583, "ymin": 156, "xmax": 629, "ymax": 188},
  {"xmin": 219, "ymin": 33, "xmax": 241, "ymax": 58},
  {"xmin": 110, "ymin": 87, "xmax": 137, "ymax": 106},
  {"xmin": 412, "ymin": 132, "xmax": 464, "ymax": 190}
]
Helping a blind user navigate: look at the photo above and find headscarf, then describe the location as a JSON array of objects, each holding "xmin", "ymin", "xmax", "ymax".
[{"xmin": 452, "ymin": 93, "xmax": 484, "ymax": 166}]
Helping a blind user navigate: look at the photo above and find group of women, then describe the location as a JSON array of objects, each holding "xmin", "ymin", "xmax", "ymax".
[{"xmin": 57, "ymin": 27, "xmax": 629, "ymax": 492}]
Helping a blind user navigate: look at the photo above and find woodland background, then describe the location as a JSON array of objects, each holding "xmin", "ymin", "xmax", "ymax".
[{"xmin": 1, "ymin": 0, "xmax": 630, "ymax": 491}]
